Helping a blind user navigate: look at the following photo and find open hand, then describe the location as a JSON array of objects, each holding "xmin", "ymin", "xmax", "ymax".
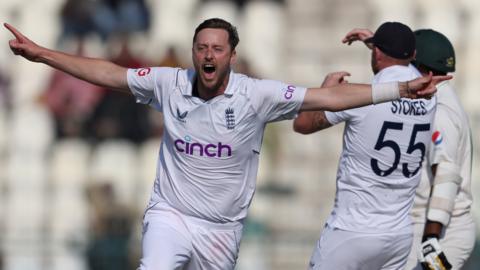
[
  {"xmin": 342, "ymin": 28, "xmax": 374, "ymax": 49},
  {"xmin": 321, "ymin": 71, "xmax": 350, "ymax": 88},
  {"xmin": 4, "ymin": 23, "xmax": 44, "ymax": 62}
]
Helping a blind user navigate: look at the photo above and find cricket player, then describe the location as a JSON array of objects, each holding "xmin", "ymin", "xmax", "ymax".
[
  {"xmin": 5, "ymin": 18, "xmax": 448, "ymax": 270},
  {"xmin": 406, "ymin": 29, "xmax": 475, "ymax": 270},
  {"xmin": 294, "ymin": 22, "xmax": 438, "ymax": 270}
]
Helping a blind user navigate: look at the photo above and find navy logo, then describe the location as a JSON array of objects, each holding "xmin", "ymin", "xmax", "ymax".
[
  {"xmin": 225, "ymin": 108, "xmax": 235, "ymax": 129},
  {"xmin": 142, "ymin": 221, "xmax": 149, "ymax": 236},
  {"xmin": 177, "ymin": 108, "xmax": 188, "ymax": 122}
]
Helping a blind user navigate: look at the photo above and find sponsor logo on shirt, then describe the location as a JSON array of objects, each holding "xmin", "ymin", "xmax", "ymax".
[
  {"xmin": 137, "ymin": 67, "xmax": 151, "ymax": 76},
  {"xmin": 176, "ymin": 108, "xmax": 188, "ymax": 122},
  {"xmin": 174, "ymin": 135, "xmax": 232, "ymax": 157},
  {"xmin": 432, "ymin": 131, "xmax": 443, "ymax": 145},
  {"xmin": 225, "ymin": 107, "xmax": 235, "ymax": 129},
  {"xmin": 284, "ymin": 85, "xmax": 296, "ymax": 100}
]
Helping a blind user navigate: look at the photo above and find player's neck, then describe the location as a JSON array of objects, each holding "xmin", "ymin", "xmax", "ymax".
[
  {"xmin": 383, "ymin": 57, "xmax": 410, "ymax": 68},
  {"xmin": 195, "ymin": 74, "xmax": 230, "ymax": 101}
]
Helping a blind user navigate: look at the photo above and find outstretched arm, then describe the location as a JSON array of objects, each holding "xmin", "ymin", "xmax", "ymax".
[
  {"xmin": 294, "ymin": 71, "xmax": 349, "ymax": 134},
  {"xmin": 5, "ymin": 23, "xmax": 130, "ymax": 93},
  {"xmin": 300, "ymin": 73, "xmax": 452, "ymax": 112}
]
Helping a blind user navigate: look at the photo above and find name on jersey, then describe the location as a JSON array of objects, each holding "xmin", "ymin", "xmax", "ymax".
[
  {"xmin": 390, "ymin": 100, "xmax": 427, "ymax": 116},
  {"xmin": 174, "ymin": 136, "xmax": 232, "ymax": 157}
]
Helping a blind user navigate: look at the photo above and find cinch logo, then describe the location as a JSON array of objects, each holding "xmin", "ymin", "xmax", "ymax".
[
  {"xmin": 432, "ymin": 131, "xmax": 443, "ymax": 145},
  {"xmin": 137, "ymin": 68, "xmax": 151, "ymax": 76},
  {"xmin": 284, "ymin": 85, "xmax": 296, "ymax": 100},
  {"xmin": 174, "ymin": 136, "xmax": 232, "ymax": 157}
]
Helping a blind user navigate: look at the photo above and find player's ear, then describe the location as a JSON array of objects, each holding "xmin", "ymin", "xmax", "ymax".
[
  {"xmin": 373, "ymin": 47, "xmax": 384, "ymax": 61},
  {"xmin": 230, "ymin": 49, "xmax": 237, "ymax": 66}
]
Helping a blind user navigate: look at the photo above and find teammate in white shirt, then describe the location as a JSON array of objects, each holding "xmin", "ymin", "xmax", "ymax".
[
  {"xmin": 4, "ymin": 18, "xmax": 449, "ymax": 270},
  {"xmin": 406, "ymin": 29, "xmax": 475, "ymax": 270},
  {"xmin": 294, "ymin": 22, "xmax": 438, "ymax": 270}
]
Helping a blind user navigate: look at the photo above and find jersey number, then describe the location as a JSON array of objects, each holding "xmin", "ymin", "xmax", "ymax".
[{"xmin": 370, "ymin": 121, "xmax": 430, "ymax": 178}]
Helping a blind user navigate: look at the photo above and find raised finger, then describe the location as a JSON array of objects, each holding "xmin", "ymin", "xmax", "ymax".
[
  {"xmin": 4, "ymin": 23, "xmax": 26, "ymax": 42},
  {"xmin": 342, "ymin": 29, "xmax": 360, "ymax": 42},
  {"xmin": 431, "ymin": 75, "xmax": 453, "ymax": 85},
  {"xmin": 335, "ymin": 71, "xmax": 351, "ymax": 77},
  {"xmin": 342, "ymin": 35, "xmax": 358, "ymax": 44}
]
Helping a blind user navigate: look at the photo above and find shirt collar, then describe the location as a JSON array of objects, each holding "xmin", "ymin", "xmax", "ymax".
[
  {"xmin": 372, "ymin": 64, "xmax": 419, "ymax": 84},
  {"xmin": 178, "ymin": 68, "xmax": 236, "ymax": 97},
  {"xmin": 375, "ymin": 65, "xmax": 410, "ymax": 77}
]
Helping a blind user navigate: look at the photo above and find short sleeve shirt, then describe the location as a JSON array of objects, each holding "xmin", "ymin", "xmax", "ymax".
[
  {"xmin": 127, "ymin": 67, "xmax": 306, "ymax": 223},
  {"xmin": 411, "ymin": 81, "xmax": 473, "ymax": 223},
  {"xmin": 324, "ymin": 65, "xmax": 436, "ymax": 233}
]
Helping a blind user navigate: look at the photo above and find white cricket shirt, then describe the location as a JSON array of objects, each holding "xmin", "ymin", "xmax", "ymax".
[
  {"xmin": 127, "ymin": 67, "xmax": 306, "ymax": 224},
  {"xmin": 325, "ymin": 65, "xmax": 436, "ymax": 233},
  {"xmin": 411, "ymin": 81, "xmax": 473, "ymax": 223}
]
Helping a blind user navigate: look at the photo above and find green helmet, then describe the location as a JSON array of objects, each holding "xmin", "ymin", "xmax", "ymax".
[{"xmin": 413, "ymin": 29, "xmax": 455, "ymax": 73}]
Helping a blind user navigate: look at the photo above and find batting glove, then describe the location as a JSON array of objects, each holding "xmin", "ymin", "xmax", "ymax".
[{"xmin": 418, "ymin": 237, "xmax": 452, "ymax": 270}]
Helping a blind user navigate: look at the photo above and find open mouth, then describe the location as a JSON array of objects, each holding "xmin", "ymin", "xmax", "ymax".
[{"xmin": 203, "ymin": 64, "xmax": 216, "ymax": 74}]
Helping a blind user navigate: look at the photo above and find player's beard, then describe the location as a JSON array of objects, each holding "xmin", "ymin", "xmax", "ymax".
[{"xmin": 197, "ymin": 65, "xmax": 231, "ymax": 96}]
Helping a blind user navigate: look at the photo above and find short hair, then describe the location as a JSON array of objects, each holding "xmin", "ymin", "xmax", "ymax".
[{"xmin": 193, "ymin": 18, "xmax": 240, "ymax": 50}]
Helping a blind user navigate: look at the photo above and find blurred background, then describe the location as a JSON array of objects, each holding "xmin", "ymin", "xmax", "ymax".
[{"xmin": 0, "ymin": 0, "xmax": 479, "ymax": 269}]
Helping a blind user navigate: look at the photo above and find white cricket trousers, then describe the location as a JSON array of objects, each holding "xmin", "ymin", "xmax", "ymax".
[
  {"xmin": 405, "ymin": 212, "xmax": 476, "ymax": 270},
  {"xmin": 308, "ymin": 225, "xmax": 413, "ymax": 270},
  {"xmin": 137, "ymin": 201, "xmax": 243, "ymax": 270}
]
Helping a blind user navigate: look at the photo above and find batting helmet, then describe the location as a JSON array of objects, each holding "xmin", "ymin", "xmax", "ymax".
[{"xmin": 413, "ymin": 29, "xmax": 455, "ymax": 73}]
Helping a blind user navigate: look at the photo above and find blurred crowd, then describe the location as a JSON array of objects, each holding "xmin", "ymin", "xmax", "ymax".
[
  {"xmin": 0, "ymin": 1, "xmax": 272, "ymax": 269},
  {"xmin": 37, "ymin": 0, "xmax": 264, "ymax": 145},
  {"xmin": 0, "ymin": 0, "xmax": 479, "ymax": 270}
]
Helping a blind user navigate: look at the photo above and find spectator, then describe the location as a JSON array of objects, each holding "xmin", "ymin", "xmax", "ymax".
[
  {"xmin": 0, "ymin": 67, "xmax": 10, "ymax": 111},
  {"xmin": 59, "ymin": 0, "xmax": 97, "ymax": 42},
  {"xmin": 60, "ymin": 0, "xmax": 150, "ymax": 42},
  {"xmin": 86, "ymin": 182, "xmax": 134, "ymax": 270},
  {"xmin": 42, "ymin": 39, "xmax": 104, "ymax": 138},
  {"xmin": 92, "ymin": 0, "xmax": 151, "ymax": 40},
  {"xmin": 86, "ymin": 39, "xmax": 150, "ymax": 143}
]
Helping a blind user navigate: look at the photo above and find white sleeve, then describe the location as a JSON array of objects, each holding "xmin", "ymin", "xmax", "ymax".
[
  {"xmin": 249, "ymin": 79, "xmax": 306, "ymax": 123},
  {"xmin": 325, "ymin": 109, "xmax": 356, "ymax": 125},
  {"xmin": 428, "ymin": 108, "xmax": 459, "ymax": 165},
  {"xmin": 426, "ymin": 107, "xmax": 461, "ymax": 225},
  {"xmin": 127, "ymin": 67, "xmax": 178, "ymax": 111}
]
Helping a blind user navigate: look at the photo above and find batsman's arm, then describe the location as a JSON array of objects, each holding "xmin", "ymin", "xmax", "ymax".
[
  {"xmin": 420, "ymin": 160, "xmax": 458, "ymax": 270},
  {"xmin": 424, "ymin": 164, "xmax": 447, "ymax": 239},
  {"xmin": 424, "ymin": 107, "xmax": 463, "ymax": 237},
  {"xmin": 4, "ymin": 23, "xmax": 129, "ymax": 93}
]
